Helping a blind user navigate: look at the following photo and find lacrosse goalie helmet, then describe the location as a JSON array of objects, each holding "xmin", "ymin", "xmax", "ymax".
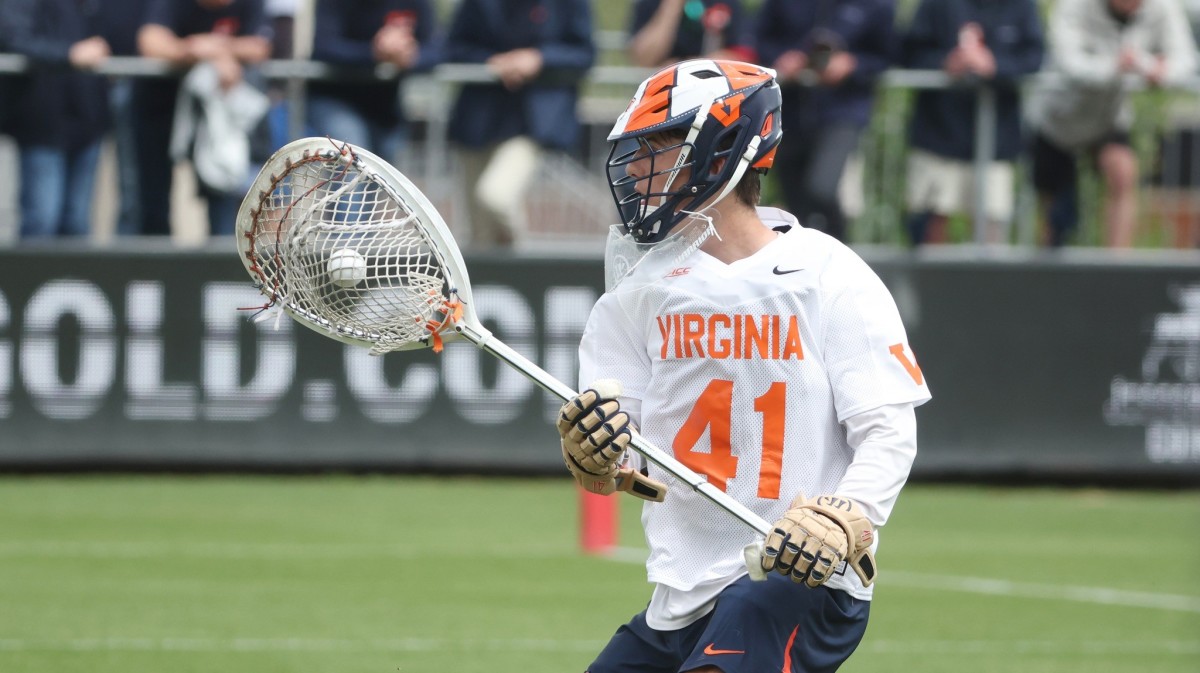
[{"xmin": 606, "ymin": 59, "xmax": 783, "ymax": 243}]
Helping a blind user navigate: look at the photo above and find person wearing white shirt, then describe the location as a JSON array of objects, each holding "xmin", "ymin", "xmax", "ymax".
[
  {"xmin": 1027, "ymin": 0, "xmax": 1198, "ymax": 248},
  {"xmin": 556, "ymin": 59, "xmax": 931, "ymax": 673}
]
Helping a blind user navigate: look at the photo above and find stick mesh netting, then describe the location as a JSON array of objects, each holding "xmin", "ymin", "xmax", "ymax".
[{"xmin": 244, "ymin": 147, "xmax": 452, "ymax": 352}]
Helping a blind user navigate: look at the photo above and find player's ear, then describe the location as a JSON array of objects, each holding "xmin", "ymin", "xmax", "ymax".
[{"xmin": 709, "ymin": 155, "xmax": 727, "ymax": 177}]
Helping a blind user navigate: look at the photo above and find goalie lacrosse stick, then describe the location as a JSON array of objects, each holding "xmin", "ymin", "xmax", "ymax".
[{"xmin": 236, "ymin": 137, "xmax": 770, "ymax": 579}]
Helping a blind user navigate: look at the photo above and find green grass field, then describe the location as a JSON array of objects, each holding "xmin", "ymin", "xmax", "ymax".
[{"xmin": 0, "ymin": 477, "xmax": 1196, "ymax": 673}]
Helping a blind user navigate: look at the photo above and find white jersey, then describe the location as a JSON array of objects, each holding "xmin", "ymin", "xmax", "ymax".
[{"xmin": 578, "ymin": 208, "xmax": 931, "ymax": 621}]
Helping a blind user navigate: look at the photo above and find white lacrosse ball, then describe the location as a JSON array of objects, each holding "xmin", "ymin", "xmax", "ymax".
[{"xmin": 327, "ymin": 248, "xmax": 368, "ymax": 289}]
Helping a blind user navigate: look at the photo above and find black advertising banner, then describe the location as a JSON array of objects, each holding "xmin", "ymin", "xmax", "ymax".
[
  {"xmin": 874, "ymin": 253, "xmax": 1200, "ymax": 481},
  {"xmin": 0, "ymin": 248, "xmax": 598, "ymax": 471},
  {"xmin": 0, "ymin": 246, "xmax": 1197, "ymax": 482}
]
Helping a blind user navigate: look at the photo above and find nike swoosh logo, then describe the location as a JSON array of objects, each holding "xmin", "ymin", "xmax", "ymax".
[
  {"xmin": 772, "ymin": 266, "xmax": 803, "ymax": 275},
  {"xmin": 703, "ymin": 644, "xmax": 746, "ymax": 656}
]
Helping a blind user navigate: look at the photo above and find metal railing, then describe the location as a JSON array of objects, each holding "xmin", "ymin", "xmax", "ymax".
[{"xmin": 1, "ymin": 54, "xmax": 1198, "ymax": 247}]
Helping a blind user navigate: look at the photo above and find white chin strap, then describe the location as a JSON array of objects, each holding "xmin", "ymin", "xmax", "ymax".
[
  {"xmin": 655, "ymin": 121, "xmax": 702, "ymax": 209},
  {"xmin": 709, "ymin": 135, "xmax": 761, "ymax": 209},
  {"xmin": 645, "ymin": 108, "xmax": 763, "ymax": 237},
  {"xmin": 686, "ymin": 132, "xmax": 761, "ymax": 221}
]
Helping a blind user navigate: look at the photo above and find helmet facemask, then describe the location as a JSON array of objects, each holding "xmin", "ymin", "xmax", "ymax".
[{"xmin": 606, "ymin": 120, "xmax": 751, "ymax": 244}]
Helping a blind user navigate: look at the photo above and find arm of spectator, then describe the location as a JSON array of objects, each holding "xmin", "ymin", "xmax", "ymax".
[
  {"xmin": 489, "ymin": 1, "xmax": 593, "ymax": 91},
  {"xmin": 628, "ymin": 0, "xmax": 686, "ymax": 67},
  {"xmin": 228, "ymin": 34, "xmax": 270, "ymax": 64},
  {"xmin": 443, "ymin": 0, "xmax": 498, "ymax": 63},
  {"xmin": 0, "ymin": 0, "xmax": 75, "ymax": 64},
  {"xmin": 715, "ymin": 2, "xmax": 757, "ymax": 64},
  {"xmin": 536, "ymin": 0, "xmax": 596, "ymax": 72},
  {"xmin": 68, "ymin": 37, "xmax": 112, "ymax": 70},
  {"xmin": 820, "ymin": 50, "xmax": 858, "ymax": 86},
  {"xmin": 374, "ymin": 23, "xmax": 420, "ymax": 69},
  {"xmin": 752, "ymin": 0, "xmax": 795, "ymax": 72},
  {"xmin": 990, "ymin": 0, "xmax": 1045, "ymax": 85},
  {"xmin": 409, "ymin": 0, "xmax": 441, "ymax": 72},
  {"xmin": 138, "ymin": 23, "xmax": 195, "ymax": 65},
  {"xmin": 841, "ymin": 0, "xmax": 895, "ymax": 86},
  {"xmin": 374, "ymin": 2, "xmax": 442, "ymax": 73},
  {"xmin": 1048, "ymin": 0, "xmax": 1118, "ymax": 84},
  {"xmin": 232, "ymin": 0, "xmax": 271, "ymax": 64},
  {"xmin": 1151, "ymin": 0, "xmax": 1199, "ymax": 85},
  {"xmin": 488, "ymin": 47, "xmax": 542, "ymax": 90}
]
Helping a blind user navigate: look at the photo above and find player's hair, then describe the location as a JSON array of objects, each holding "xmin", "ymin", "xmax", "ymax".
[{"xmin": 733, "ymin": 162, "xmax": 763, "ymax": 207}]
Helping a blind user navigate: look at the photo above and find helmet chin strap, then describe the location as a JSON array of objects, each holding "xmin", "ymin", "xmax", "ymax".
[
  {"xmin": 656, "ymin": 110, "xmax": 709, "ymax": 209},
  {"xmin": 645, "ymin": 112, "xmax": 761, "ymax": 238},
  {"xmin": 642, "ymin": 118, "xmax": 703, "ymax": 240}
]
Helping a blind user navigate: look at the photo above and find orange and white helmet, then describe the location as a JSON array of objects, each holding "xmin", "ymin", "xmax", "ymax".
[{"xmin": 606, "ymin": 59, "xmax": 782, "ymax": 243}]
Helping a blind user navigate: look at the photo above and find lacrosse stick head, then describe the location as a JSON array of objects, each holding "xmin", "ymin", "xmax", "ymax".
[{"xmin": 236, "ymin": 137, "xmax": 480, "ymax": 354}]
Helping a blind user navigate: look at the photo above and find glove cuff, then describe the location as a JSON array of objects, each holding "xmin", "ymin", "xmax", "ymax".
[{"xmin": 801, "ymin": 495, "xmax": 877, "ymax": 586}]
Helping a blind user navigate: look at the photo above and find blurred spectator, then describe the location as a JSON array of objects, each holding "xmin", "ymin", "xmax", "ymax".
[
  {"xmin": 1027, "ymin": 0, "xmax": 1198, "ymax": 248},
  {"xmin": 901, "ymin": 0, "xmax": 1044, "ymax": 246},
  {"xmin": 0, "ymin": 15, "xmax": 16, "ymax": 135},
  {"xmin": 1189, "ymin": 0, "xmax": 1200, "ymax": 38},
  {"xmin": 444, "ymin": 0, "xmax": 595, "ymax": 249},
  {"xmin": 265, "ymin": 0, "xmax": 295, "ymax": 59},
  {"xmin": 0, "ymin": 0, "xmax": 110, "ymax": 240},
  {"xmin": 262, "ymin": 0, "xmax": 295, "ymax": 154},
  {"xmin": 135, "ymin": 0, "xmax": 272, "ymax": 237},
  {"xmin": 628, "ymin": 0, "xmax": 754, "ymax": 68},
  {"xmin": 754, "ymin": 0, "xmax": 896, "ymax": 242},
  {"xmin": 98, "ymin": 0, "xmax": 154, "ymax": 237},
  {"xmin": 307, "ymin": 0, "xmax": 438, "ymax": 163}
]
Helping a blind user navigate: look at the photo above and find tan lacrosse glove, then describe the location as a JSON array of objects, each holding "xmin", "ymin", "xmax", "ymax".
[
  {"xmin": 761, "ymin": 493, "xmax": 877, "ymax": 588},
  {"xmin": 557, "ymin": 385, "xmax": 666, "ymax": 502}
]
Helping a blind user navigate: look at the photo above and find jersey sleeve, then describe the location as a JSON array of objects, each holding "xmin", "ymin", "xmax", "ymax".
[
  {"xmin": 577, "ymin": 292, "xmax": 653, "ymax": 407},
  {"xmin": 822, "ymin": 253, "xmax": 931, "ymax": 422}
]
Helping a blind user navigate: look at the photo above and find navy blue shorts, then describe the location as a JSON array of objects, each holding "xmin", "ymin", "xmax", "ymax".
[{"xmin": 588, "ymin": 573, "xmax": 870, "ymax": 673}]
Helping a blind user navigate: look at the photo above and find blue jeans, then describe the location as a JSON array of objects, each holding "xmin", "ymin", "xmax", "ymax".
[
  {"xmin": 199, "ymin": 182, "xmax": 241, "ymax": 237},
  {"xmin": 307, "ymin": 95, "xmax": 406, "ymax": 163},
  {"xmin": 109, "ymin": 78, "xmax": 143, "ymax": 236},
  {"xmin": 18, "ymin": 141, "xmax": 102, "ymax": 239}
]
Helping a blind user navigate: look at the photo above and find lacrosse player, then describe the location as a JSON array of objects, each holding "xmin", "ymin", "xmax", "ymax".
[{"xmin": 558, "ymin": 59, "xmax": 931, "ymax": 673}]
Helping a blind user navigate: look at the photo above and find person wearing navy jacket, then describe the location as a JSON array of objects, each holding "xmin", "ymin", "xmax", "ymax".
[
  {"xmin": 134, "ymin": 0, "xmax": 272, "ymax": 237},
  {"xmin": 308, "ymin": 0, "xmax": 439, "ymax": 164},
  {"xmin": 627, "ymin": 0, "xmax": 755, "ymax": 68},
  {"xmin": 444, "ymin": 0, "xmax": 595, "ymax": 249},
  {"xmin": 901, "ymin": 0, "xmax": 1044, "ymax": 245},
  {"xmin": 0, "ymin": 0, "xmax": 111, "ymax": 239},
  {"xmin": 754, "ymin": 0, "xmax": 895, "ymax": 242},
  {"xmin": 97, "ymin": 0, "xmax": 154, "ymax": 237}
]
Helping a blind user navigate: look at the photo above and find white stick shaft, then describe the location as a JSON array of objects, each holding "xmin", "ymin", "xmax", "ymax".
[{"xmin": 457, "ymin": 323, "xmax": 773, "ymax": 538}]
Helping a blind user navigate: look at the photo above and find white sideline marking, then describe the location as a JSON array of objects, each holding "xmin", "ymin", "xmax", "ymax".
[
  {"xmin": 0, "ymin": 540, "xmax": 576, "ymax": 561},
  {"xmin": 861, "ymin": 640, "xmax": 1200, "ymax": 655},
  {"xmin": 0, "ymin": 637, "xmax": 1194, "ymax": 656},
  {"xmin": 603, "ymin": 552, "xmax": 1200, "ymax": 614},
  {"xmin": 0, "ymin": 637, "xmax": 607, "ymax": 653},
  {"xmin": 884, "ymin": 570, "xmax": 1200, "ymax": 614},
  {"xmin": 4, "ymin": 541, "xmax": 1197, "ymax": 614}
]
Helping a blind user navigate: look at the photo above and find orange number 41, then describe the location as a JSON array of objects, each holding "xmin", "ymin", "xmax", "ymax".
[{"xmin": 672, "ymin": 379, "xmax": 786, "ymax": 499}]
